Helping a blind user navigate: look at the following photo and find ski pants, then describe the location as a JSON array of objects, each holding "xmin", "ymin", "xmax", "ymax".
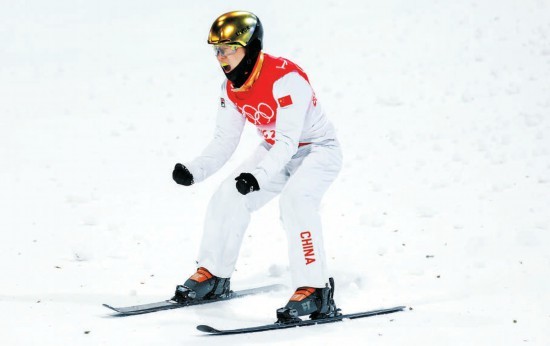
[{"xmin": 196, "ymin": 140, "xmax": 342, "ymax": 288}]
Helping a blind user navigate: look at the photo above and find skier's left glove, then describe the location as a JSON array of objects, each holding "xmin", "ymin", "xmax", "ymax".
[{"xmin": 235, "ymin": 173, "xmax": 260, "ymax": 195}]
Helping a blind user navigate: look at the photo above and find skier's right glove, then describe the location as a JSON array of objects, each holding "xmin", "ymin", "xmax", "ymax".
[{"xmin": 173, "ymin": 163, "xmax": 194, "ymax": 186}]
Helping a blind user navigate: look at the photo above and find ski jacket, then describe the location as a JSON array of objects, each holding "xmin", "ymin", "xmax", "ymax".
[{"xmin": 185, "ymin": 53, "xmax": 337, "ymax": 188}]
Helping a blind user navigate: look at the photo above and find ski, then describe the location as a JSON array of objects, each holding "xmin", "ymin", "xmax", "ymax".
[
  {"xmin": 103, "ymin": 284, "xmax": 284, "ymax": 316},
  {"xmin": 197, "ymin": 305, "xmax": 406, "ymax": 335}
]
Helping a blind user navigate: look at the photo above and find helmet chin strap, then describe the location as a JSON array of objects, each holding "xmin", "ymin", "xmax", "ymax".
[{"xmin": 224, "ymin": 41, "xmax": 261, "ymax": 88}]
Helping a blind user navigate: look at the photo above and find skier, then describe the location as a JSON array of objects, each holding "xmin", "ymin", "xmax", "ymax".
[{"xmin": 172, "ymin": 10, "xmax": 342, "ymax": 322}]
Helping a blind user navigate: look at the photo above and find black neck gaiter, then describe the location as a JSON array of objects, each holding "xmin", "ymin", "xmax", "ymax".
[{"xmin": 225, "ymin": 42, "xmax": 261, "ymax": 88}]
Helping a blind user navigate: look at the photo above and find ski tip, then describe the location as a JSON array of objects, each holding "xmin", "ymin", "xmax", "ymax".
[
  {"xmin": 381, "ymin": 305, "xmax": 407, "ymax": 314},
  {"xmin": 197, "ymin": 325, "xmax": 221, "ymax": 334},
  {"xmin": 102, "ymin": 304, "xmax": 119, "ymax": 312}
]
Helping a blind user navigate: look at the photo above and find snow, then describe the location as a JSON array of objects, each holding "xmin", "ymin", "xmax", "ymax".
[{"xmin": 1, "ymin": 0, "xmax": 549, "ymax": 344}]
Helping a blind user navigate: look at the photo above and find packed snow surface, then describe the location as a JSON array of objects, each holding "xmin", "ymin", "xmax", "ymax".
[{"xmin": 1, "ymin": 0, "xmax": 549, "ymax": 345}]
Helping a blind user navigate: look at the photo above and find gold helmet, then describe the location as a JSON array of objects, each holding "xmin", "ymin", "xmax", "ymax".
[{"xmin": 207, "ymin": 11, "xmax": 263, "ymax": 48}]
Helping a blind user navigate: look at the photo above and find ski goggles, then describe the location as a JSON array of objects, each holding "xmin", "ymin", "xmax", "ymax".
[{"xmin": 212, "ymin": 44, "xmax": 241, "ymax": 57}]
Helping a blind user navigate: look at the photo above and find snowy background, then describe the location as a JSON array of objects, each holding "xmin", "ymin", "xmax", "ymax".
[{"xmin": 1, "ymin": 0, "xmax": 549, "ymax": 344}]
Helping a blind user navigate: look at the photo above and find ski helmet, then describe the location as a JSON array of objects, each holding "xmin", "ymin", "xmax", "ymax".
[{"xmin": 207, "ymin": 11, "xmax": 263, "ymax": 49}]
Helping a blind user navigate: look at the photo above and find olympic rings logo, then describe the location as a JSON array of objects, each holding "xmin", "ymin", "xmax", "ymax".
[{"xmin": 240, "ymin": 103, "xmax": 275, "ymax": 125}]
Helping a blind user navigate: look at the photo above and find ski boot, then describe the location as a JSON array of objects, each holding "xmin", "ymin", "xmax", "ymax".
[
  {"xmin": 276, "ymin": 277, "xmax": 340, "ymax": 324},
  {"xmin": 172, "ymin": 267, "xmax": 231, "ymax": 303}
]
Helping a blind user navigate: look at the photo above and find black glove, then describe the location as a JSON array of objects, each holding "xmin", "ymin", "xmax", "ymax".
[
  {"xmin": 235, "ymin": 173, "xmax": 260, "ymax": 195},
  {"xmin": 173, "ymin": 163, "xmax": 194, "ymax": 186}
]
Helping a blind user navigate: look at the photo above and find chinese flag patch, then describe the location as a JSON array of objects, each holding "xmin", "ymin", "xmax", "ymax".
[{"xmin": 277, "ymin": 95, "xmax": 293, "ymax": 108}]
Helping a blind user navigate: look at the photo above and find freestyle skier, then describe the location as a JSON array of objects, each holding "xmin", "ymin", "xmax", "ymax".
[{"xmin": 172, "ymin": 10, "xmax": 343, "ymax": 322}]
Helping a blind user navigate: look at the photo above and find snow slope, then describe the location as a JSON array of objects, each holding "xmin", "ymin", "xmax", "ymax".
[{"xmin": 1, "ymin": 0, "xmax": 549, "ymax": 344}]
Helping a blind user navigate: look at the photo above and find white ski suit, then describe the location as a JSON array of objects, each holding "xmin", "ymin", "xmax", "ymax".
[{"xmin": 184, "ymin": 53, "xmax": 342, "ymax": 288}]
